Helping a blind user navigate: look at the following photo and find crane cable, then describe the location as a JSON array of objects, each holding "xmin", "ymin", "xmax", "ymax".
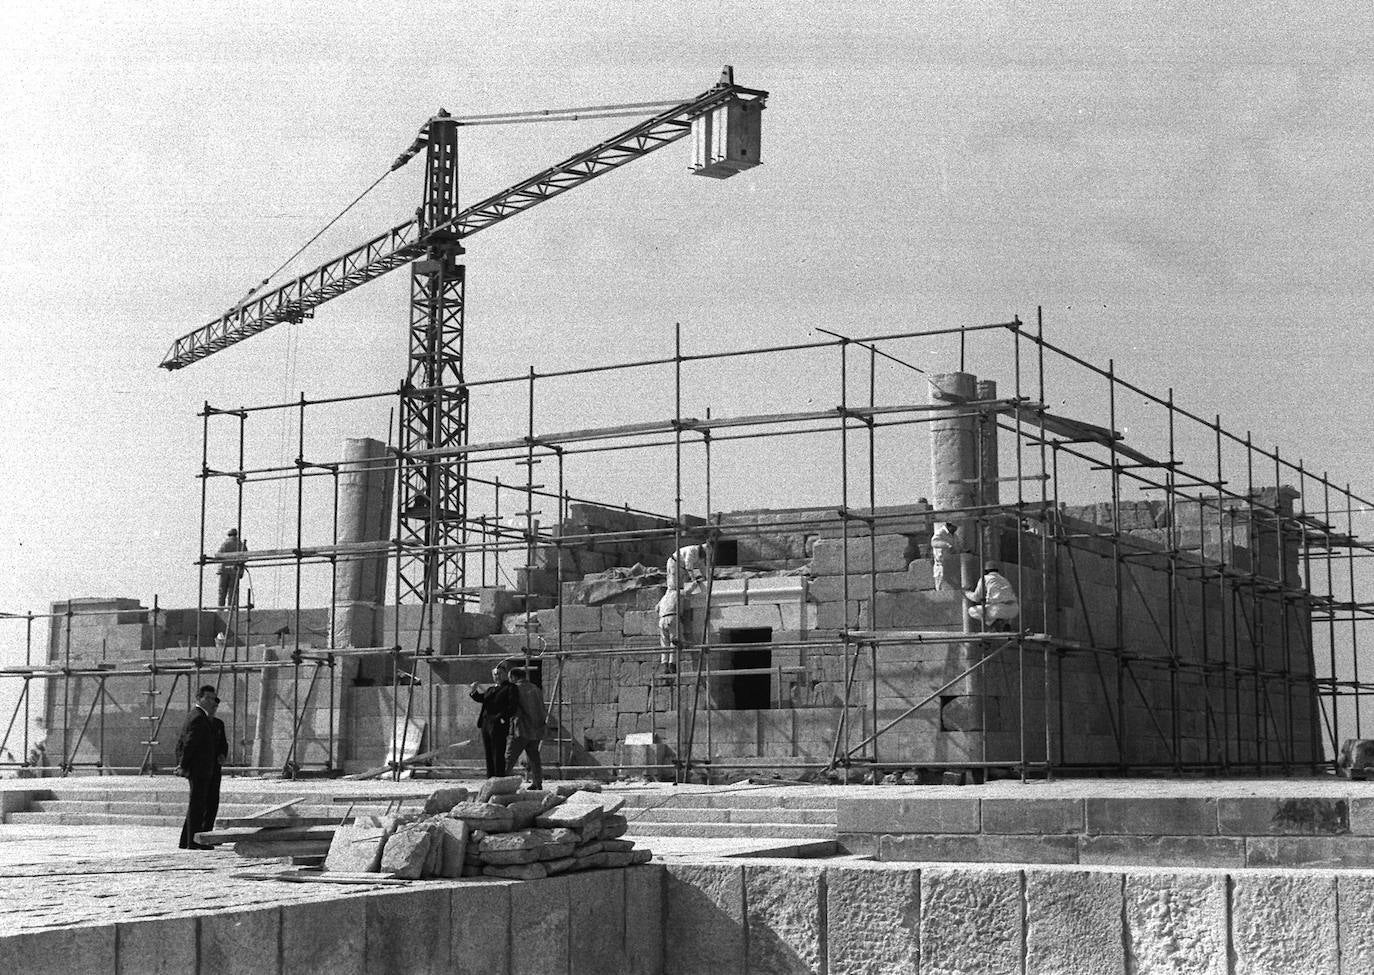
[{"xmin": 234, "ymin": 168, "xmax": 394, "ymax": 309}]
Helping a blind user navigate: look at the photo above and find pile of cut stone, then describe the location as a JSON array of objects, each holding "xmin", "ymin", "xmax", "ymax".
[{"xmin": 323, "ymin": 778, "xmax": 649, "ymax": 881}]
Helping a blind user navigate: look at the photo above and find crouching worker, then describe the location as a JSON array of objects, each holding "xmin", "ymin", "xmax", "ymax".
[
  {"xmin": 504, "ymin": 667, "xmax": 547, "ymax": 791},
  {"xmin": 965, "ymin": 561, "xmax": 1020, "ymax": 632}
]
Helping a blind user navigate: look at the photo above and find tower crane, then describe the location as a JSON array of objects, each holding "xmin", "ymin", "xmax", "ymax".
[{"xmin": 161, "ymin": 67, "xmax": 767, "ymax": 607}]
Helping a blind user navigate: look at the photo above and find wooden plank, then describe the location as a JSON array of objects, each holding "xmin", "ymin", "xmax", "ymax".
[
  {"xmin": 196, "ymin": 825, "xmax": 337, "ymax": 845},
  {"xmin": 328, "ymin": 793, "xmax": 429, "ymax": 803},
  {"xmin": 232, "ymin": 868, "xmax": 410, "ymax": 886},
  {"xmin": 217, "ymin": 815, "xmax": 344, "ymax": 829},
  {"xmin": 339, "ymin": 737, "xmax": 474, "ymax": 780},
  {"xmin": 240, "ymin": 796, "xmax": 307, "ymax": 820},
  {"xmin": 233, "ymin": 839, "xmax": 332, "ymax": 859}
]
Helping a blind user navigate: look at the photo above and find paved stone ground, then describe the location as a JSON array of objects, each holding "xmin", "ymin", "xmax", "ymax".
[{"xmin": 2, "ymin": 775, "xmax": 1366, "ymax": 937}]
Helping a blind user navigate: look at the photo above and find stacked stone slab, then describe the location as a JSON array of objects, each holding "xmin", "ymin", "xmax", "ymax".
[{"xmin": 323, "ymin": 780, "xmax": 652, "ymax": 880}]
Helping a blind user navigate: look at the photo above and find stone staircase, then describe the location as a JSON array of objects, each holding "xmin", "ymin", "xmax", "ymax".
[
  {"xmin": 620, "ymin": 789, "xmax": 838, "ymax": 839},
  {"xmin": 3, "ymin": 785, "xmax": 410, "ymax": 829},
  {"xmin": 3, "ymin": 781, "xmax": 842, "ymax": 842}
]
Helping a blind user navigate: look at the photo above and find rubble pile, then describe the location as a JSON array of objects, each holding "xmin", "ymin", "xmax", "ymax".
[{"xmin": 323, "ymin": 778, "xmax": 650, "ymax": 880}]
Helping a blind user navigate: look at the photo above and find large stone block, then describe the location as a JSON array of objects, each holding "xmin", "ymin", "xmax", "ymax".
[
  {"xmin": 569, "ymin": 867, "xmax": 625, "ymax": 975},
  {"xmin": 1245, "ymin": 836, "xmax": 1374, "ymax": 868},
  {"xmin": 1218, "ymin": 797, "xmax": 1349, "ymax": 836},
  {"xmin": 510, "ymin": 875, "xmax": 572, "ymax": 975},
  {"xmin": 1338, "ymin": 874, "xmax": 1374, "ymax": 974},
  {"xmin": 201, "ymin": 907, "xmax": 281, "ymax": 975},
  {"xmin": 115, "ymin": 916, "xmax": 198, "ymax": 975},
  {"xmin": 872, "ymin": 589, "xmax": 967, "ymax": 628},
  {"xmin": 826, "ymin": 863, "xmax": 920, "ymax": 975},
  {"xmin": 811, "ymin": 535, "xmax": 913, "ymax": 575},
  {"xmin": 451, "ymin": 879, "xmax": 514, "ymax": 975},
  {"xmin": 880, "ymin": 833, "xmax": 1078, "ymax": 865},
  {"xmin": 366, "ymin": 888, "xmax": 451, "ymax": 975},
  {"xmin": 1080, "ymin": 835, "xmax": 1244, "ymax": 869},
  {"xmin": 743, "ymin": 863, "xmax": 824, "ymax": 974},
  {"xmin": 920, "ymin": 866, "xmax": 1023, "ymax": 974},
  {"xmin": 2, "ymin": 926, "xmax": 116, "ymax": 975},
  {"xmin": 624, "ymin": 865, "xmax": 666, "ymax": 975},
  {"xmin": 1084, "ymin": 798, "xmax": 1218, "ymax": 836},
  {"xmin": 281, "ymin": 897, "xmax": 366, "ymax": 975},
  {"xmin": 1232, "ymin": 873, "xmax": 1337, "ymax": 974},
  {"xmin": 665, "ymin": 862, "xmax": 744, "ymax": 975},
  {"xmin": 1124, "ymin": 872, "xmax": 1227, "ymax": 975},
  {"xmin": 982, "ymin": 798, "xmax": 1084, "ymax": 834},
  {"xmin": 1025, "ymin": 869, "xmax": 1124, "ymax": 975},
  {"xmin": 836, "ymin": 797, "xmax": 979, "ymax": 835}
]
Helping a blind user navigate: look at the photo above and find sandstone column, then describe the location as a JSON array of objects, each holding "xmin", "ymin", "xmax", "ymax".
[
  {"xmin": 929, "ymin": 372, "xmax": 978, "ymax": 632},
  {"xmin": 332, "ymin": 437, "xmax": 394, "ymax": 647},
  {"xmin": 976, "ymin": 378, "xmax": 999, "ymax": 565}
]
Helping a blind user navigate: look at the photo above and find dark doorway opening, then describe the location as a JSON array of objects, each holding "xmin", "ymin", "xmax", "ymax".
[
  {"xmin": 714, "ymin": 539, "xmax": 740, "ymax": 567},
  {"xmin": 725, "ymin": 627, "xmax": 772, "ymax": 710}
]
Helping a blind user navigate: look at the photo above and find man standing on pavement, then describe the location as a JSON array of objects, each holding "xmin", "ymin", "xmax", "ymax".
[
  {"xmin": 176, "ymin": 685, "xmax": 228, "ymax": 850},
  {"xmin": 504, "ymin": 667, "xmax": 547, "ymax": 790},
  {"xmin": 469, "ymin": 662, "xmax": 519, "ymax": 778}
]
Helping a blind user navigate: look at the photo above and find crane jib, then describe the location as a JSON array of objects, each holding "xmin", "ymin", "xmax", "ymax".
[{"xmin": 159, "ymin": 79, "xmax": 766, "ymax": 371}]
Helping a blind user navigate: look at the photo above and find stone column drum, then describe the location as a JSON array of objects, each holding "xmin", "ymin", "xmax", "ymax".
[
  {"xmin": 976, "ymin": 378, "xmax": 999, "ymax": 567},
  {"xmin": 929, "ymin": 372, "xmax": 977, "ymax": 634},
  {"xmin": 332, "ymin": 437, "xmax": 394, "ymax": 647}
]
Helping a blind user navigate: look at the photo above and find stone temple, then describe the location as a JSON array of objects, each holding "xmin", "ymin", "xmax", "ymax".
[{"xmin": 7, "ymin": 324, "xmax": 1374, "ymax": 974}]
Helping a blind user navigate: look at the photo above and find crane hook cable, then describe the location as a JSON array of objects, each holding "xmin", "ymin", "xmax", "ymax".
[{"xmin": 234, "ymin": 167, "xmax": 394, "ymax": 310}]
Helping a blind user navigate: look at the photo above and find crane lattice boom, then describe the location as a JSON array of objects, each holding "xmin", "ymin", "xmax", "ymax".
[{"xmin": 161, "ymin": 78, "xmax": 766, "ymax": 370}]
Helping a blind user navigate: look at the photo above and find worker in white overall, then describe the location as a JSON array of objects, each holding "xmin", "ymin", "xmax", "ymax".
[
  {"xmin": 965, "ymin": 561, "xmax": 1020, "ymax": 632},
  {"xmin": 659, "ymin": 543, "xmax": 709, "ymax": 672},
  {"xmin": 929, "ymin": 522, "xmax": 962, "ymax": 590}
]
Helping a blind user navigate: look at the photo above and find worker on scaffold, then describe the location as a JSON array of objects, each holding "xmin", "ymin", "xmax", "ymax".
[
  {"xmin": 929, "ymin": 521, "xmax": 962, "ymax": 590},
  {"xmin": 965, "ymin": 561, "xmax": 1020, "ymax": 632},
  {"xmin": 216, "ymin": 528, "xmax": 248, "ymax": 608},
  {"xmin": 658, "ymin": 540, "xmax": 712, "ymax": 673}
]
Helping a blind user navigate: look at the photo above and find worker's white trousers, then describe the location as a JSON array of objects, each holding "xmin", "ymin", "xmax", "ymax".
[{"xmin": 968, "ymin": 602, "xmax": 1020, "ymax": 625}]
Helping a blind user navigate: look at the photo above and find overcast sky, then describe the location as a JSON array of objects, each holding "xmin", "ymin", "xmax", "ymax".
[{"xmin": 2, "ymin": 2, "xmax": 1373, "ymax": 729}]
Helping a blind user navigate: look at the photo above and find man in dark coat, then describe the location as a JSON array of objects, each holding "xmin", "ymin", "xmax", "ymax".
[
  {"xmin": 176, "ymin": 685, "xmax": 228, "ymax": 850},
  {"xmin": 504, "ymin": 667, "xmax": 548, "ymax": 790},
  {"xmin": 469, "ymin": 662, "xmax": 518, "ymax": 778}
]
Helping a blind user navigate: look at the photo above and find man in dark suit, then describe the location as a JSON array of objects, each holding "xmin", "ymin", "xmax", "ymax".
[
  {"xmin": 504, "ymin": 667, "xmax": 547, "ymax": 790},
  {"xmin": 176, "ymin": 684, "xmax": 228, "ymax": 850},
  {"xmin": 468, "ymin": 662, "xmax": 518, "ymax": 778}
]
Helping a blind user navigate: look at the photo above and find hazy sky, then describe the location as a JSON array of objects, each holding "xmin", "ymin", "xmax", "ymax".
[{"xmin": 2, "ymin": 1, "xmax": 1373, "ymax": 722}]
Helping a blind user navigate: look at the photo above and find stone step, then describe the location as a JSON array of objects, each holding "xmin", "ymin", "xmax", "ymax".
[
  {"xmin": 27, "ymin": 799, "xmax": 390, "ymax": 821},
  {"xmin": 866, "ymin": 831, "xmax": 1374, "ymax": 870},
  {"xmin": 618, "ymin": 793, "xmax": 838, "ymax": 811},
  {"xmin": 628, "ymin": 806, "xmax": 835, "ymax": 825},
  {"xmin": 7, "ymin": 811, "xmax": 185, "ymax": 828},
  {"xmin": 623, "ymin": 822, "xmax": 834, "ymax": 839}
]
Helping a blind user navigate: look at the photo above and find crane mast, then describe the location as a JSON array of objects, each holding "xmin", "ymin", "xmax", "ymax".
[
  {"xmin": 164, "ymin": 68, "xmax": 767, "ymax": 609},
  {"xmin": 402, "ymin": 111, "xmax": 467, "ymax": 602}
]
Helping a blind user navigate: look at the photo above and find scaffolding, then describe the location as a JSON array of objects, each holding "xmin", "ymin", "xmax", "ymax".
[{"xmin": 4, "ymin": 313, "xmax": 1372, "ymax": 781}]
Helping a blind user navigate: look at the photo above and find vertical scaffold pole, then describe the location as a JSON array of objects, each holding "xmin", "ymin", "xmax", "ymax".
[
  {"xmin": 1013, "ymin": 317, "xmax": 1026, "ymax": 779},
  {"xmin": 1324, "ymin": 476, "xmax": 1339, "ymax": 755},
  {"xmin": 1347, "ymin": 482, "xmax": 1362, "ymax": 739},
  {"xmin": 1166, "ymin": 389, "xmax": 1181, "ymax": 773},
  {"xmin": 838, "ymin": 337, "xmax": 852, "ymax": 781},
  {"xmin": 1037, "ymin": 309, "xmax": 1053, "ymax": 775},
  {"xmin": 1108, "ymin": 360, "xmax": 1125, "ymax": 771},
  {"xmin": 867, "ymin": 346, "xmax": 878, "ymax": 768},
  {"xmin": 673, "ymin": 323, "xmax": 684, "ymax": 782}
]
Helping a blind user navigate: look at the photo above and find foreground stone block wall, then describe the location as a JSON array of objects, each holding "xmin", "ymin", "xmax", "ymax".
[
  {"xmin": 0, "ymin": 866, "xmax": 664, "ymax": 975},
  {"xmin": 664, "ymin": 859, "xmax": 1374, "ymax": 975}
]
